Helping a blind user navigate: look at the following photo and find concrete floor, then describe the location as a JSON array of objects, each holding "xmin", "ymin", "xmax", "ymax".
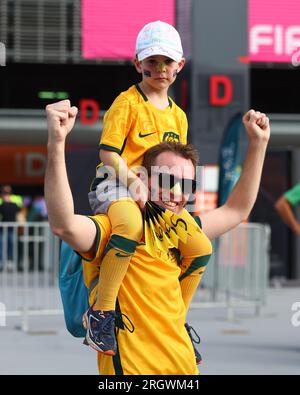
[{"xmin": 0, "ymin": 287, "xmax": 299, "ymax": 375}]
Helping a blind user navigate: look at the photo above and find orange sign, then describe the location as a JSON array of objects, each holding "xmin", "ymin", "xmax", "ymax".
[
  {"xmin": 0, "ymin": 145, "xmax": 47, "ymax": 185},
  {"xmin": 194, "ymin": 192, "xmax": 218, "ymax": 216}
]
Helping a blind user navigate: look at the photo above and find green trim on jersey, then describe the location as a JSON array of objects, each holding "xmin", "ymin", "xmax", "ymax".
[
  {"xmin": 135, "ymin": 83, "xmax": 148, "ymax": 101},
  {"xmin": 76, "ymin": 216, "xmax": 101, "ymax": 262},
  {"xmin": 99, "ymin": 144, "xmax": 122, "ymax": 155},
  {"xmin": 103, "ymin": 234, "xmax": 139, "ymax": 258},
  {"xmin": 135, "ymin": 83, "xmax": 172, "ymax": 108},
  {"xmin": 179, "ymin": 254, "xmax": 211, "ymax": 281},
  {"xmin": 193, "ymin": 216, "xmax": 202, "ymax": 228}
]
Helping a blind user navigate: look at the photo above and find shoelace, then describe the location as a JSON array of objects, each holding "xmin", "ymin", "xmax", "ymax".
[
  {"xmin": 89, "ymin": 309, "xmax": 135, "ymax": 343},
  {"xmin": 185, "ymin": 323, "xmax": 201, "ymax": 345},
  {"xmin": 101, "ymin": 314, "xmax": 116, "ymax": 333},
  {"xmin": 116, "ymin": 312, "xmax": 135, "ymax": 334}
]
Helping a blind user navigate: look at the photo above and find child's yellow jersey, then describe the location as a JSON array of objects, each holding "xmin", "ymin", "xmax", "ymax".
[
  {"xmin": 80, "ymin": 212, "xmax": 212, "ymax": 375},
  {"xmin": 99, "ymin": 84, "xmax": 188, "ymax": 170}
]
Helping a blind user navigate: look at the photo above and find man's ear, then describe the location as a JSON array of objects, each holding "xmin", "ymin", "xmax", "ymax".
[
  {"xmin": 133, "ymin": 57, "xmax": 142, "ymax": 74},
  {"xmin": 176, "ymin": 57, "xmax": 186, "ymax": 74}
]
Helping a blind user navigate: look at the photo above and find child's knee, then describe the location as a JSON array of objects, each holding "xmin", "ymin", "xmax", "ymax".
[
  {"xmin": 115, "ymin": 219, "xmax": 143, "ymax": 242},
  {"xmin": 108, "ymin": 200, "xmax": 143, "ymax": 242}
]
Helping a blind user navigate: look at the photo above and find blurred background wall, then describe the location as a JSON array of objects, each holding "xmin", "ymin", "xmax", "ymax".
[{"xmin": 0, "ymin": 0, "xmax": 300, "ymax": 279}]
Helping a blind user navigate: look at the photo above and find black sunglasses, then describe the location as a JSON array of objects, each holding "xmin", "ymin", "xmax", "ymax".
[{"xmin": 157, "ymin": 172, "xmax": 198, "ymax": 194}]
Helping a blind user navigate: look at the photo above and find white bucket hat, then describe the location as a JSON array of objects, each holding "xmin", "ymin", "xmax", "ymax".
[{"xmin": 135, "ymin": 21, "xmax": 183, "ymax": 63}]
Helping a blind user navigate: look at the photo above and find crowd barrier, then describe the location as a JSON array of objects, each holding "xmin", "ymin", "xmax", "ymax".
[
  {"xmin": 0, "ymin": 222, "xmax": 61, "ymax": 331},
  {"xmin": 191, "ymin": 223, "xmax": 271, "ymax": 319},
  {"xmin": 0, "ymin": 222, "xmax": 271, "ymax": 331}
]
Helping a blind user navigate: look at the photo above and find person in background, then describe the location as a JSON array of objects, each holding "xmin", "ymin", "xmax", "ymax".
[
  {"xmin": 274, "ymin": 183, "xmax": 300, "ymax": 235},
  {"xmin": 24, "ymin": 195, "xmax": 48, "ymax": 271},
  {"xmin": 0, "ymin": 185, "xmax": 23, "ymax": 208},
  {"xmin": 0, "ymin": 185, "xmax": 22, "ymax": 270},
  {"xmin": 27, "ymin": 196, "xmax": 48, "ymax": 222}
]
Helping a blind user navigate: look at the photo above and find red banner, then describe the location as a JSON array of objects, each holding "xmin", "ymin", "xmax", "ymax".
[
  {"xmin": 82, "ymin": 0, "xmax": 175, "ymax": 60},
  {"xmin": 0, "ymin": 145, "xmax": 47, "ymax": 185},
  {"xmin": 249, "ymin": 0, "xmax": 300, "ymax": 63}
]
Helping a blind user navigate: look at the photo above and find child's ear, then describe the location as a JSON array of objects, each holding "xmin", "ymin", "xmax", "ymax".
[
  {"xmin": 177, "ymin": 57, "xmax": 186, "ymax": 74},
  {"xmin": 133, "ymin": 57, "xmax": 142, "ymax": 74}
]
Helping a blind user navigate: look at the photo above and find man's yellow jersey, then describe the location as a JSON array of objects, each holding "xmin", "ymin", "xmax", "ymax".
[
  {"xmin": 80, "ymin": 213, "xmax": 212, "ymax": 375},
  {"xmin": 98, "ymin": 84, "xmax": 188, "ymax": 170}
]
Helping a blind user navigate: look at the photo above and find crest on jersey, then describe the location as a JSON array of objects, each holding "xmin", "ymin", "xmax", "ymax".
[{"xmin": 163, "ymin": 131, "xmax": 180, "ymax": 143}]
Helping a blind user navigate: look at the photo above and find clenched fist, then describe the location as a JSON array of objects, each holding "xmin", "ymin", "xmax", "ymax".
[
  {"xmin": 243, "ymin": 109, "xmax": 270, "ymax": 143},
  {"xmin": 46, "ymin": 100, "xmax": 78, "ymax": 144}
]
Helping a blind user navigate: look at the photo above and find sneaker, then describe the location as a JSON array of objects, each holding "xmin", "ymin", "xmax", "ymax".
[
  {"xmin": 185, "ymin": 323, "xmax": 202, "ymax": 365},
  {"xmin": 83, "ymin": 307, "xmax": 117, "ymax": 355}
]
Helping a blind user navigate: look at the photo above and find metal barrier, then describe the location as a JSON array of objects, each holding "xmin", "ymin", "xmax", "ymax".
[
  {"xmin": 191, "ymin": 223, "xmax": 271, "ymax": 319},
  {"xmin": 0, "ymin": 222, "xmax": 62, "ymax": 331},
  {"xmin": 0, "ymin": 221, "xmax": 270, "ymax": 330}
]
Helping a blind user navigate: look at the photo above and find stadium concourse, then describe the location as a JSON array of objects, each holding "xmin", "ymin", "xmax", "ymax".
[{"xmin": 0, "ymin": 287, "xmax": 299, "ymax": 375}]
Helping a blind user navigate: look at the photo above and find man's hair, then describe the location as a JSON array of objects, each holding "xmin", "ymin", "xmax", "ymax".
[{"xmin": 142, "ymin": 142, "xmax": 199, "ymax": 175}]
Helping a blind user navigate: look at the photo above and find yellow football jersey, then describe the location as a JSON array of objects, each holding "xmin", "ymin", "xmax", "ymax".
[
  {"xmin": 98, "ymin": 84, "xmax": 188, "ymax": 170},
  {"xmin": 80, "ymin": 212, "xmax": 212, "ymax": 375}
]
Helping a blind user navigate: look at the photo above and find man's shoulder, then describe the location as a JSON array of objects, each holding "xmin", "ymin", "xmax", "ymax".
[{"xmin": 88, "ymin": 214, "xmax": 111, "ymax": 242}]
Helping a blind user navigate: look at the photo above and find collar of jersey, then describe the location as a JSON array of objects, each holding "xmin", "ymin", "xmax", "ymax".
[{"xmin": 135, "ymin": 84, "xmax": 173, "ymax": 111}]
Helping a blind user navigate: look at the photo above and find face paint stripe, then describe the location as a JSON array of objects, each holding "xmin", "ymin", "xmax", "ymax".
[
  {"xmin": 143, "ymin": 69, "xmax": 151, "ymax": 77},
  {"xmin": 170, "ymin": 182, "xmax": 183, "ymax": 196},
  {"xmin": 156, "ymin": 61, "xmax": 166, "ymax": 72}
]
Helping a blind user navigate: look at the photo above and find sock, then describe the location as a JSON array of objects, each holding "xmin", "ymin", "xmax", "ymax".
[
  {"xmin": 94, "ymin": 199, "xmax": 143, "ymax": 311},
  {"xmin": 94, "ymin": 247, "xmax": 133, "ymax": 311}
]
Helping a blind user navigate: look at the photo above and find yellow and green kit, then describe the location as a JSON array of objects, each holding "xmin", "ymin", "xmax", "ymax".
[{"xmin": 80, "ymin": 211, "xmax": 212, "ymax": 375}]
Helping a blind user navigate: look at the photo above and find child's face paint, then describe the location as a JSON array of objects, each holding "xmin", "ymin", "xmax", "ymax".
[
  {"xmin": 156, "ymin": 61, "xmax": 167, "ymax": 73},
  {"xmin": 170, "ymin": 181, "xmax": 182, "ymax": 196},
  {"xmin": 141, "ymin": 56, "xmax": 178, "ymax": 77},
  {"xmin": 138, "ymin": 55, "xmax": 184, "ymax": 89}
]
